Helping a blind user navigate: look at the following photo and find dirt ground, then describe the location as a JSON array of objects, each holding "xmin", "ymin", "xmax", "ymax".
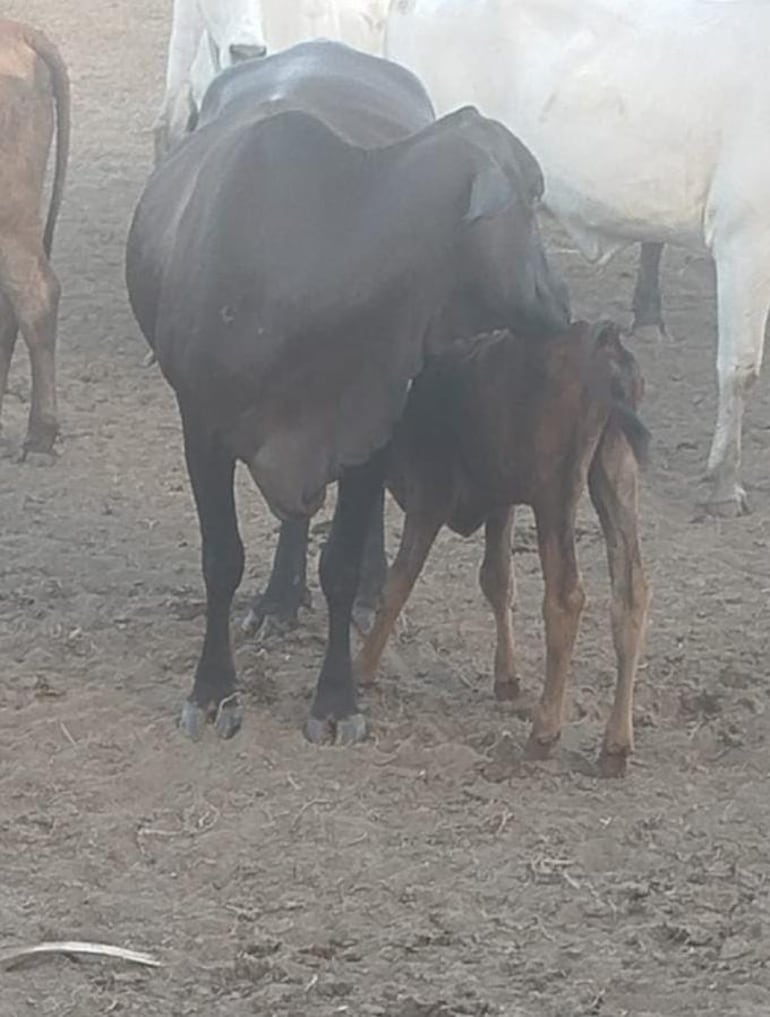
[{"xmin": 1, "ymin": 3, "xmax": 770, "ymax": 1015}]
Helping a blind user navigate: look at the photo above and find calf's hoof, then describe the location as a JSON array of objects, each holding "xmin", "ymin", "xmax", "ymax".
[
  {"xmin": 523, "ymin": 731, "xmax": 560, "ymax": 762},
  {"xmin": 303, "ymin": 712, "xmax": 367, "ymax": 747},
  {"xmin": 493, "ymin": 676, "xmax": 521, "ymax": 703},
  {"xmin": 179, "ymin": 694, "xmax": 242, "ymax": 741},
  {"xmin": 597, "ymin": 747, "xmax": 629, "ymax": 779}
]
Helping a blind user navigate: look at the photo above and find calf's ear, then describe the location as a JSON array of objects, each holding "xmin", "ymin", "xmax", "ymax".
[{"xmin": 464, "ymin": 164, "xmax": 513, "ymax": 222}]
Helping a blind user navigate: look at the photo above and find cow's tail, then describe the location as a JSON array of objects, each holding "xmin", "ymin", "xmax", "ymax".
[
  {"xmin": 24, "ymin": 26, "xmax": 70, "ymax": 257},
  {"xmin": 588, "ymin": 320, "xmax": 651, "ymax": 466}
]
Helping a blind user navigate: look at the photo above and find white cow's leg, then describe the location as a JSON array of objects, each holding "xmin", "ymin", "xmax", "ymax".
[{"xmin": 707, "ymin": 235, "xmax": 770, "ymax": 515}]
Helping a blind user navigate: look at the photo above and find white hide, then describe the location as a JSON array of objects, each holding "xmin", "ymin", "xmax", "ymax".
[
  {"xmin": 387, "ymin": 0, "xmax": 770, "ymax": 509},
  {"xmin": 263, "ymin": 0, "xmax": 387, "ymax": 54},
  {"xmin": 155, "ymin": 0, "xmax": 389, "ymax": 161}
]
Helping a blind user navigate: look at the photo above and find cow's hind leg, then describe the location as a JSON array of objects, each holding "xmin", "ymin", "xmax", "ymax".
[
  {"xmin": 0, "ymin": 291, "xmax": 19, "ymax": 448},
  {"xmin": 631, "ymin": 242, "xmax": 667, "ymax": 342},
  {"xmin": 525, "ymin": 497, "xmax": 585, "ymax": 760},
  {"xmin": 242, "ymin": 517, "xmax": 311, "ymax": 637},
  {"xmin": 179, "ymin": 403, "xmax": 244, "ymax": 740},
  {"xmin": 705, "ymin": 231, "xmax": 770, "ymax": 515},
  {"xmin": 0, "ymin": 240, "xmax": 60, "ymax": 455},
  {"xmin": 352, "ymin": 486, "xmax": 388, "ymax": 635},
  {"xmin": 478, "ymin": 507, "xmax": 520, "ymax": 702},
  {"xmin": 305, "ymin": 453, "xmax": 385, "ymax": 746},
  {"xmin": 589, "ymin": 431, "xmax": 651, "ymax": 777}
]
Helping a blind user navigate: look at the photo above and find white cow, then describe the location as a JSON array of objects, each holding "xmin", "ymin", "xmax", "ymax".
[
  {"xmin": 387, "ymin": 0, "xmax": 770, "ymax": 514},
  {"xmin": 154, "ymin": 0, "xmax": 389, "ymax": 164}
]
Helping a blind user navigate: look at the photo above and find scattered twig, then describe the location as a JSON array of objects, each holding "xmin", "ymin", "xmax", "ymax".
[
  {"xmin": 59, "ymin": 721, "xmax": 77, "ymax": 746},
  {"xmin": 0, "ymin": 941, "xmax": 161, "ymax": 971},
  {"xmin": 290, "ymin": 798, "xmax": 330, "ymax": 832}
]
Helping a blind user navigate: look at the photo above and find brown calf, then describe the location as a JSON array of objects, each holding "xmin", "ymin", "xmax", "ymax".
[
  {"xmin": 0, "ymin": 20, "xmax": 69, "ymax": 455},
  {"xmin": 356, "ymin": 321, "xmax": 651, "ymax": 776}
]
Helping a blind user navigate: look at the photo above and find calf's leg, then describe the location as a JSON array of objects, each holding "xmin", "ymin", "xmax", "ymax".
[
  {"xmin": 589, "ymin": 432, "xmax": 650, "ymax": 777},
  {"xmin": 631, "ymin": 242, "xmax": 667, "ymax": 341},
  {"xmin": 305, "ymin": 453, "xmax": 385, "ymax": 746},
  {"xmin": 179, "ymin": 403, "xmax": 244, "ymax": 740},
  {"xmin": 0, "ymin": 240, "xmax": 60, "ymax": 455},
  {"xmin": 242, "ymin": 517, "xmax": 311, "ymax": 636},
  {"xmin": 478, "ymin": 507, "xmax": 519, "ymax": 702},
  {"xmin": 525, "ymin": 499, "xmax": 585, "ymax": 759},
  {"xmin": 355, "ymin": 501, "xmax": 443, "ymax": 685}
]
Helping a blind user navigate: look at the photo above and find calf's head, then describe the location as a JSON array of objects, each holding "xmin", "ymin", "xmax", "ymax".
[{"xmin": 451, "ymin": 109, "xmax": 570, "ymax": 336}]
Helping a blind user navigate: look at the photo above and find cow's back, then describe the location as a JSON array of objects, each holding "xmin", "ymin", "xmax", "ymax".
[
  {"xmin": 198, "ymin": 40, "xmax": 435, "ymax": 145},
  {"xmin": 128, "ymin": 41, "xmax": 434, "ymax": 347}
]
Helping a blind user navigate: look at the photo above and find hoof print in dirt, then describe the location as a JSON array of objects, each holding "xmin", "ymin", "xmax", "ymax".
[
  {"xmin": 179, "ymin": 695, "xmax": 243, "ymax": 741},
  {"xmin": 303, "ymin": 712, "xmax": 367, "ymax": 747}
]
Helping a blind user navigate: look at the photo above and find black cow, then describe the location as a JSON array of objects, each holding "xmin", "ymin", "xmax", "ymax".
[{"xmin": 125, "ymin": 40, "xmax": 569, "ymax": 745}]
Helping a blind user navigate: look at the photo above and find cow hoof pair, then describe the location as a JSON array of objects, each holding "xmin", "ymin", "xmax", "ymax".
[
  {"xmin": 303, "ymin": 713, "xmax": 367, "ymax": 747},
  {"xmin": 179, "ymin": 696, "xmax": 366, "ymax": 747},
  {"xmin": 179, "ymin": 695, "xmax": 243, "ymax": 741}
]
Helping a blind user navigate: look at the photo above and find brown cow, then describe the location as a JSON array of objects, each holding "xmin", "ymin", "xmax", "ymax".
[
  {"xmin": 0, "ymin": 20, "xmax": 69, "ymax": 456},
  {"xmin": 356, "ymin": 320, "xmax": 651, "ymax": 776}
]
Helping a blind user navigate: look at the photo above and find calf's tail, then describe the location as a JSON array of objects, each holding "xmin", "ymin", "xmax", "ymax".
[
  {"xmin": 590, "ymin": 321, "xmax": 651, "ymax": 466},
  {"xmin": 24, "ymin": 26, "xmax": 70, "ymax": 257}
]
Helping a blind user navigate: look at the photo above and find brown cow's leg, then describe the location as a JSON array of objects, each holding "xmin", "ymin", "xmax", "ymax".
[
  {"xmin": 589, "ymin": 432, "xmax": 651, "ymax": 777},
  {"xmin": 0, "ymin": 291, "xmax": 19, "ymax": 440},
  {"xmin": 305, "ymin": 453, "xmax": 385, "ymax": 746},
  {"xmin": 355, "ymin": 503, "xmax": 443, "ymax": 685},
  {"xmin": 0, "ymin": 241, "xmax": 60, "ymax": 455},
  {"xmin": 178, "ymin": 402, "xmax": 244, "ymax": 741},
  {"xmin": 525, "ymin": 499, "xmax": 585, "ymax": 759},
  {"xmin": 478, "ymin": 507, "xmax": 519, "ymax": 701}
]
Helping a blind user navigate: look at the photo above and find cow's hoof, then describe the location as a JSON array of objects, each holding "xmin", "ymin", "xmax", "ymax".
[
  {"xmin": 523, "ymin": 732, "xmax": 559, "ymax": 761},
  {"xmin": 18, "ymin": 449, "xmax": 58, "ymax": 467},
  {"xmin": 214, "ymin": 694, "xmax": 243, "ymax": 739},
  {"xmin": 701, "ymin": 494, "xmax": 749, "ymax": 519},
  {"xmin": 242, "ymin": 587, "xmax": 312, "ymax": 637},
  {"xmin": 180, "ymin": 700, "xmax": 207, "ymax": 741},
  {"xmin": 179, "ymin": 695, "xmax": 242, "ymax": 741},
  {"xmin": 22, "ymin": 421, "xmax": 58, "ymax": 458},
  {"xmin": 597, "ymin": 748, "xmax": 629, "ymax": 779},
  {"xmin": 303, "ymin": 712, "xmax": 367, "ymax": 746},
  {"xmin": 241, "ymin": 608, "xmax": 293, "ymax": 640},
  {"xmin": 352, "ymin": 603, "xmax": 377, "ymax": 636}
]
